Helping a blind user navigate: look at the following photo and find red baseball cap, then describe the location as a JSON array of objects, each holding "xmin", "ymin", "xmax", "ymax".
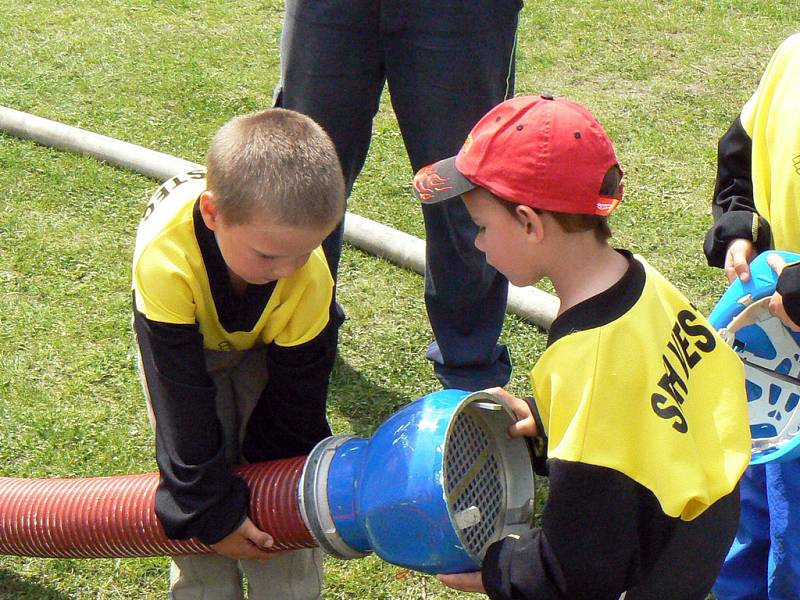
[{"xmin": 413, "ymin": 95, "xmax": 623, "ymax": 215}]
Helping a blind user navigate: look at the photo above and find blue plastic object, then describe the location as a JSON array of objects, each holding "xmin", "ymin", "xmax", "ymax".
[
  {"xmin": 708, "ymin": 251, "xmax": 800, "ymax": 464},
  {"xmin": 299, "ymin": 389, "xmax": 535, "ymax": 575}
]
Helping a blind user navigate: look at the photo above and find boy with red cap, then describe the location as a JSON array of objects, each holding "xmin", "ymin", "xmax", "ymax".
[{"xmin": 414, "ymin": 95, "xmax": 751, "ymax": 600}]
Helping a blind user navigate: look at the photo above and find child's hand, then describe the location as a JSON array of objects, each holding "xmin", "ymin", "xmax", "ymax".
[
  {"xmin": 724, "ymin": 238, "xmax": 757, "ymax": 283},
  {"xmin": 484, "ymin": 387, "xmax": 539, "ymax": 438},
  {"xmin": 436, "ymin": 571, "xmax": 485, "ymax": 593},
  {"xmin": 210, "ymin": 517, "xmax": 280, "ymax": 561},
  {"xmin": 766, "ymin": 253, "xmax": 800, "ymax": 332}
]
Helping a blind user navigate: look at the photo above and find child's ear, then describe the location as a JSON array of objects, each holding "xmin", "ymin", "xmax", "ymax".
[
  {"xmin": 515, "ymin": 205, "xmax": 545, "ymax": 243},
  {"xmin": 199, "ymin": 190, "xmax": 221, "ymax": 231}
]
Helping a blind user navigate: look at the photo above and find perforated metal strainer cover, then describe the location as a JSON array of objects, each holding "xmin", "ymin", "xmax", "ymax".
[{"xmin": 442, "ymin": 394, "xmax": 536, "ymax": 562}]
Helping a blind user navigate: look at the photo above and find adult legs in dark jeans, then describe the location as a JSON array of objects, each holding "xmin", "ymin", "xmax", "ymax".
[
  {"xmin": 277, "ymin": 0, "xmax": 521, "ymax": 390},
  {"xmin": 277, "ymin": 0, "xmax": 383, "ymax": 280}
]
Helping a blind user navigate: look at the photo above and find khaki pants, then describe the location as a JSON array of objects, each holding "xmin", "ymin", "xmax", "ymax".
[
  {"xmin": 168, "ymin": 548, "xmax": 323, "ymax": 600},
  {"xmin": 140, "ymin": 347, "xmax": 323, "ymax": 600}
]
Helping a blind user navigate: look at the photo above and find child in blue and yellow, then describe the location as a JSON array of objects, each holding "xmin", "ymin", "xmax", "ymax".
[
  {"xmin": 132, "ymin": 109, "xmax": 344, "ymax": 599},
  {"xmin": 703, "ymin": 34, "xmax": 800, "ymax": 600}
]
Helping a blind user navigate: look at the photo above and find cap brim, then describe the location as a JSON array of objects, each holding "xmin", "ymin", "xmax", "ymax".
[{"xmin": 413, "ymin": 156, "xmax": 476, "ymax": 204}]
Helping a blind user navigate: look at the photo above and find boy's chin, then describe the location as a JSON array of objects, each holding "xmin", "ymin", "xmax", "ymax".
[
  {"xmin": 248, "ymin": 277, "xmax": 276, "ymax": 286},
  {"xmin": 237, "ymin": 272, "xmax": 276, "ymax": 286}
]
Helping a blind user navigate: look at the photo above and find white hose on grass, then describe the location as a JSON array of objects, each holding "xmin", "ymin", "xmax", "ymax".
[{"xmin": 0, "ymin": 105, "xmax": 558, "ymax": 328}]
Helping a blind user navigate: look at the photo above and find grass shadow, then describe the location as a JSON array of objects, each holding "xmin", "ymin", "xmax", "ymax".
[
  {"xmin": 328, "ymin": 356, "xmax": 412, "ymax": 438},
  {"xmin": 0, "ymin": 569, "xmax": 71, "ymax": 600}
]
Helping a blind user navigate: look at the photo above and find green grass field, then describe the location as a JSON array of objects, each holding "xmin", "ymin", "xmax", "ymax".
[{"xmin": 1, "ymin": 1, "xmax": 798, "ymax": 598}]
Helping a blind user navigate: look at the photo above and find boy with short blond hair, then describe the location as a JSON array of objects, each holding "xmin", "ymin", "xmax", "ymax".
[
  {"xmin": 133, "ymin": 108, "xmax": 344, "ymax": 599},
  {"xmin": 204, "ymin": 110, "xmax": 344, "ymax": 227},
  {"xmin": 414, "ymin": 95, "xmax": 751, "ymax": 599}
]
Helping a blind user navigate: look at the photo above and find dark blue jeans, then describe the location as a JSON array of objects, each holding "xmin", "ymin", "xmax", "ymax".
[
  {"xmin": 276, "ymin": 0, "xmax": 521, "ymax": 390},
  {"xmin": 713, "ymin": 460, "xmax": 800, "ymax": 600}
]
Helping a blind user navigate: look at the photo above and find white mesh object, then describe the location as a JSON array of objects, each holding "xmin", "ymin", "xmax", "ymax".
[
  {"xmin": 444, "ymin": 410, "xmax": 505, "ymax": 558},
  {"xmin": 721, "ymin": 298, "xmax": 800, "ymax": 458}
]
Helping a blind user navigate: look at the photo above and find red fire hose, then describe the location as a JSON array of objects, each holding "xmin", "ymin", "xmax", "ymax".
[{"xmin": 0, "ymin": 457, "xmax": 316, "ymax": 558}]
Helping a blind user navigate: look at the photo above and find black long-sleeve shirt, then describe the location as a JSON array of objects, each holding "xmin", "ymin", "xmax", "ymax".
[
  {"xmin": 703, "ymin": 118, "xmax": 773, "ymax": 267},
  {"xmin": 134, "ymin": 306, "xmax": 339, "ymax": 544}
]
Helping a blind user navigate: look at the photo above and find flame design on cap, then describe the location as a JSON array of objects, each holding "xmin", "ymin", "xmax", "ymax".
[{"xmin": 413, "ymin": 166, "xmax": 452, "ymax": 201}]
